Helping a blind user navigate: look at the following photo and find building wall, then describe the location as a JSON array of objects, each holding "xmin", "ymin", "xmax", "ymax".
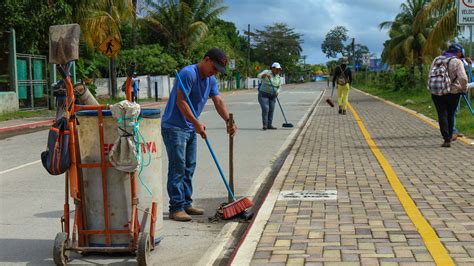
[
  {"xmin": 0, "ymin": 92, "xmax": 19, "ymax": 114},
  {"xmin": 93, "ymin": 75, "xmax": 287, "ymax": 99}
]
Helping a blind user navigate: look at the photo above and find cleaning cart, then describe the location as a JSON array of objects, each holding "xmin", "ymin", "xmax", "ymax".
[{"xmin": 48, "ymin": 24, "xmax": 162, "ymax": 265}]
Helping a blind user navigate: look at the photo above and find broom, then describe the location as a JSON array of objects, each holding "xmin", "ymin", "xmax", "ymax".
[
  {"xmin": 326, "ymin": 84, "xmax": 336, "ymax": 107},
  {"xmin": 267, "ymin": 78, "xmax": 294, "ymax": 128},
  {"xmin": 174, "ymin": 70, "xmax": 253, "ymax": 219}
]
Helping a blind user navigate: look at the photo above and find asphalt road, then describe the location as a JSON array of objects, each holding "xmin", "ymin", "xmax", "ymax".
[{"xmin": 0, "ymin": 82, "xmax": 324, "ymax": 265}]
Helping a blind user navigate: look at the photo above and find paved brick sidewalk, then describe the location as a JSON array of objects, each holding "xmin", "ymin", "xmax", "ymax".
[{"xmin": 235, "ymin": 89, "xmax": 473, "ymax": 265}]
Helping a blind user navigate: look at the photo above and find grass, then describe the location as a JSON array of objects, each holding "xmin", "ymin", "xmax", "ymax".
[
  {"xmin": 355, "ymin": 84, "xmax": 474, "ymax": 138},
  {"xmin": 0, "ymin": 108, "xmax": 55, "ymax": 122}
]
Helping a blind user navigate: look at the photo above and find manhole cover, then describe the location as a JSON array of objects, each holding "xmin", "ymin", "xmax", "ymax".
[{"xmin": 278, "ymin": 190, "xmax": 337, "ymax": 201}]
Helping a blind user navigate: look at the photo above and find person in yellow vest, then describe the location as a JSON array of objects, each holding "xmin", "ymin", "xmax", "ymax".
[
  {"xmin": 332, "ymin": 56, "xmax": 352, "ymax": 115},
  {"xmin": 257, "ymin": 62, "xmax": 282, "ymax": 130}
]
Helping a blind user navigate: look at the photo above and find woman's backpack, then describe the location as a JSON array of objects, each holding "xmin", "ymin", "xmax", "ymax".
[
  {"xmin": 41, "ymin": 117, "xmax": 71, "ymax": 175},
  {"xmin": 428, "ymin": 56, "xmax": 454, "ymax": 95},
  {"xmin": 336, "ymin": 66, "xmax": 348, "ymax": 85}
]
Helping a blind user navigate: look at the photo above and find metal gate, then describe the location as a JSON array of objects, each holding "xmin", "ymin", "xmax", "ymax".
[{"xmin": 16, "ymin": 53, "xmax": 48, "ymax": 109}]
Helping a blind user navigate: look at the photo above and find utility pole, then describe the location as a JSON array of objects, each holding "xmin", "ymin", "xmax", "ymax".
[
  {"xmin": 247, "ymin": 24, "xmax": 250, "ymax": 88},
  {"xmin": 108, "ymin": 4, "xmax": 117, "ymax": 98},
  {"xmin": 302, "ymin": 55, "xmax": 306, "ymax": 80},
  {"xmin": 351, "ymin": 38, "xmax": 356, "ymax": 82},
  {"xmin": 132, "ymin": 0, "xmax": 137, "ymax": 48}
]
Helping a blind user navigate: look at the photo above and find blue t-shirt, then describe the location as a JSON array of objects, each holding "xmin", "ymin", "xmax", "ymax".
[
  {"xmin": 132, "ymin": 77, "xmax": 139, "ymax": 93},
  {"xmin": 161, "ymin": 64, "xmax": 219, "ymax": 131}
]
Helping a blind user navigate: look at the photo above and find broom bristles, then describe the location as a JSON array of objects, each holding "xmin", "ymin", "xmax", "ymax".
[
  {"xmin": 326, "ymin": 98, "xmax": 335, "ymax": 107},
  {"xmin": 222, "ymin": 197, "xmax": 253, "ymax": 219}
]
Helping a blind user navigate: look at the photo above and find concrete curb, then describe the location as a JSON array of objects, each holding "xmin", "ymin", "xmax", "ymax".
[
  {"xmin": 229, "ymin": 88, "xmax": 325, "ymax": 265},
  {"xmin": 0, "ymin": 119, "xmax": 54, "ymax": 133},
  {"xmin": 196, "ymin": 87, "xmax": 324, "ymax": 266}
]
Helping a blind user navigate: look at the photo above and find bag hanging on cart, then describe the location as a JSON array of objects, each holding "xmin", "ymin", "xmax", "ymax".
[{"xmin": 41, "ymin": 117, "xmax": 71, "ymax": 175}]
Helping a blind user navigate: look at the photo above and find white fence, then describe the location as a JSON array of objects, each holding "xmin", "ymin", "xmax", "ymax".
[{"xmin": 94, "ymin": 76, "xmax": 286, "ymax": 99}]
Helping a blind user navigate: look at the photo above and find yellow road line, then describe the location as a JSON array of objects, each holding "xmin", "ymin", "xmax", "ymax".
[
  {"xmin": 348, "ymin": 104, "xmax": 455, "ymax": 266},
  {"xmin": 354, "ymin": 89, "xmax": 473, "ymax": 145}
]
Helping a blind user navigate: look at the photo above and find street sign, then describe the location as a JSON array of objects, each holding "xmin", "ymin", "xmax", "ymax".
[
  {"xmin": 362, "ymin": 53, "xmax": 370, "ymax": 66},
  {"xmin": 229, "ymin": 59, "xmax": 236, "ymax": 70},
  {"xmin": 98, "ymin": 36, "xmax": 121, "ymax": 57},
  {"xmin": 458, "ymin": 0, "xmax": 474, "ymax": 25}
]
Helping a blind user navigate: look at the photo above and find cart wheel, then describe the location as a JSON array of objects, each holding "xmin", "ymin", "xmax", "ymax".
[
  {"xmin": 53, "ymin": 232, "xmax": 70, "ymax": 265},
  {"xmin": 137, "ymin": 232, "xmax": 151, "ymax": 265}
]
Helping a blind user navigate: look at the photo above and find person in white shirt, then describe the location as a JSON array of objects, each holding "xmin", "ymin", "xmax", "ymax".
[{"xmin": 257, "ymin": 62, "xmax": 282, "ymax": 130}]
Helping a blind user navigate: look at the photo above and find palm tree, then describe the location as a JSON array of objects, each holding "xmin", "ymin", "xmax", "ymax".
[
  {"xmin": 72, "ymin": 0, "xmax": 134, "ymax": 48},
  {"xmin": 380, "ymin": 0, "xmax": 431, "ymax": 80},
  {"xmin": 144, "ymin": 0, "xmax": 227, "ymax": 58},
  {"xmin": 415, "ymin": 0, "xmax": 458, "ymax": 57}
]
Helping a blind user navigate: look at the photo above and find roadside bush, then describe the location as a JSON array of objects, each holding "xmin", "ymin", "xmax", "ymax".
[
  {"xmin": 117, "ymin": 44, "xmax": 178, "ymax": 76},
  {"xmin": 391, "ymin": 66, "xmax": 415, "ymax": 91}
]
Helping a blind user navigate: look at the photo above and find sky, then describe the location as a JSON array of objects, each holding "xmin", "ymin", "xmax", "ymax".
[{"xmin": 220, "ymin": 0, "xmax": 407, "ymax": 64}]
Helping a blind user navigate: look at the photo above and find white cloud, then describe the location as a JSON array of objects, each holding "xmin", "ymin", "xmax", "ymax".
[{"xmin": 221, "ymin": 0, "xmax": 405, "ymax": 64}]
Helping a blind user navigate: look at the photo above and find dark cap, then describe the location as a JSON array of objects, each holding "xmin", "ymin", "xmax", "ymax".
[
  {"xmin": 447, "ymin": 43, "xmax": 464, "ymax": 57},
  {"xmin": 204, "ymin": 48, "xmax": 228, "ymax": 73}
]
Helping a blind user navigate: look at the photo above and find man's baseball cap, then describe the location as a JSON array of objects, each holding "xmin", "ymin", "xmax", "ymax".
[
  {"xmin": 271, "ymin": 62, "xmax": 282, "ymax": 69},
  {"xmin": 447, "ymin": 43, "xmax": 465, "ymax": 57},
  {"xmin": 204, "ymin": 48, "xmax": 228, "ymax": 73}
]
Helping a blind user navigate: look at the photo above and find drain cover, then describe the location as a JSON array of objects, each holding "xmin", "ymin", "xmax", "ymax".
[{"xmin": 278, "ymin": 190, "xmax": 337, "ymax": 201}]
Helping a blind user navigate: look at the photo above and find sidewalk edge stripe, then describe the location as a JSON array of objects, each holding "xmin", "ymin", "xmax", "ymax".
[
  {"xmin": 230, "ymin": 89, "xmax": 324, "ymax": 265},
  {"xmin": 0, "ymin": 160, "xmax": 41, "ymax": 175},
  {"xmin": 354, "ymin": 88, "xmax": 473, "ymax": 146},
  {"xmin": 349, "ymin": 103, "xmax": 455, "ymax": 266},
  {"xmin": 0, "ymin": 120, "xmax": 53, "ymax": 133}
]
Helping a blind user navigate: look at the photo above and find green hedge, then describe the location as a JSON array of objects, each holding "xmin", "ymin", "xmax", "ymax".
[{"xmin": 117, "ymin": 44, "xmax": 178, "ymax": 76}]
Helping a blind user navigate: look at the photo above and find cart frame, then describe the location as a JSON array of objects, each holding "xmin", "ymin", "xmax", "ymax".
[{"xmin": 53, "ymin": 63, "xmax": 157, "ymax": 265}]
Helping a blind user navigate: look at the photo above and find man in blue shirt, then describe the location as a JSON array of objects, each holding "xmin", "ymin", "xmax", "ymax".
[
  {"xmin": 132, "ymin": 72, "xmax": 140, "ymax": 103},
  {"xmin": 161, "ymin": 48, "xmax": 237, "ymax": 222}
]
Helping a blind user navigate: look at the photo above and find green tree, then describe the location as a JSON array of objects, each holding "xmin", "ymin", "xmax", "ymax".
[
  {"xmin": 415, "ymin": 0, "xmax": 458, "ymax": 57},
  {"xmin": 117, "ymin": 44, "xmax": 178, "ymax": 75},
  {"xmin": 144, "ymin": 0, "xmax": 227, "ymax": 58},
  {"xmin": 72, "ymin": 0, "xmax": 134, "ymax": 48},
  {"xmin": 0, "ymin": 0, "xmax": 72, "ymax": 54},
  {"xmin": 321, "ymin": 26, "xmax": 348, "ymax": 58},
  {"xmin": 343, "ymin": 44, "xmax": 370, "ymax": 66},
  {"xmin": 250, "ymin": 23, "xmax": 303, "ymax": 77},
  {"xmin": 326, "ymin": 59, "xmax": 339, "ymax": 76},
  {"xmin": 191, "ymin": 19, "xmax": 245, "ymax": 72},
  {"xmin": 380, "ymin": 0, "xmax": 431, "ymax": 81}
]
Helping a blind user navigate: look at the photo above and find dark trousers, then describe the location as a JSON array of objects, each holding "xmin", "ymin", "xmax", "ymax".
[
  {"xmin": 258, "ymin": 91, "xmax": 276, "ymax": 127},
  {"xmin": 132, "ymin": 91, "xmax": 139, "ymax": 103},
  {"xmin": 431, "ymin": 93, "xmax": 461, "ymax": 142}
]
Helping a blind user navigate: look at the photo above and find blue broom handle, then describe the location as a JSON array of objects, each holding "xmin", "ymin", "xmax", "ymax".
[
  {"xmin": 174, "ymin": 70, "xmax": 236, "ymax": 201},
  {"xmin": 267, "ymin": 78, "xmax": 290, "ymax": 124}
]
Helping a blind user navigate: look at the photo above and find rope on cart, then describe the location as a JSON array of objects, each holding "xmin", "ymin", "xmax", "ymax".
[{"xmin": 117, "ymin": 115, "xmax": 153, "ymax": 196}]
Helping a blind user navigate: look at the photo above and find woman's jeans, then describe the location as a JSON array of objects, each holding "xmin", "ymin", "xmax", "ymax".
[
  {"xmin": 161, "ymin": 127, "xmax": 197, "ymax": 213},
  {"xmin": 258, "ymin": 91, "xmax": 276, "ymax": 127},
  {"xmin": 431, "ymin": 93, "xmax": 461, "ymax": 142}
]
